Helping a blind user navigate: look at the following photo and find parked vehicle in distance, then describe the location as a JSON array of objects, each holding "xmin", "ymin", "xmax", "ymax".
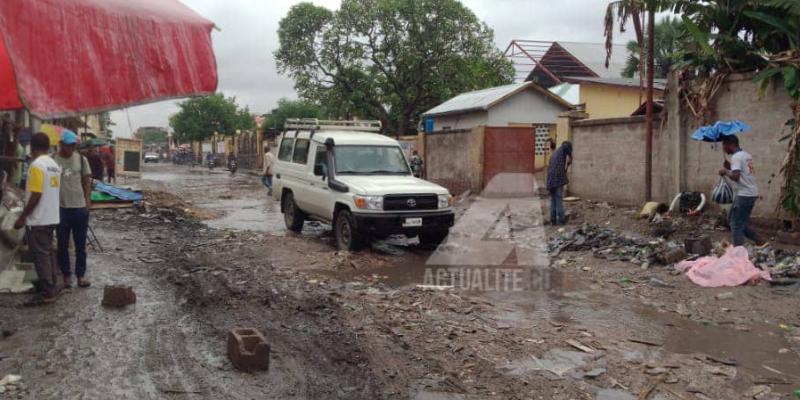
[
  {"xmin": 144, "ymin": 152, "xmax": 159, "ymax": 163},
  {"xmin": 272, "ymin": 119, "xmax": 454, "ymax": 251}
]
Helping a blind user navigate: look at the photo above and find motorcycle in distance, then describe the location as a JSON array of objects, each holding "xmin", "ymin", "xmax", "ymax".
[
  {"xmin": 227, "ymin": 158, "xmax": 237, "ymax": 176},
  {"xmin": 206, "ymin": 153, "xmax": 216, "ymax": 171}
]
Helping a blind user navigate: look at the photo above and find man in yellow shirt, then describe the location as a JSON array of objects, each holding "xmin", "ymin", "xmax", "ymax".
[{"xmin": 14, "ymin": 132, "xmax": 62, "ymax": 305}]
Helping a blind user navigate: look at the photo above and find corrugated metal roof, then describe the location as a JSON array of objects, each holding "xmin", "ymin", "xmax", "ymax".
[
  {"xmin": 563, "ymin": 76, "xmax": 667, "ymax": 91},
  {"xmin": 556, "ymin": 42, "xmax": 627, "ymax": 79},
  {"xmin": 422, "ymin": 82, "xmax": 571, "ymax": 117},
  {"xmin": 549, "ymin": 83, "xmax": 579, "ymax": 105},
  {"xmin": 422, "ymin": 83, "xmax": 526, "ymax": 116}
]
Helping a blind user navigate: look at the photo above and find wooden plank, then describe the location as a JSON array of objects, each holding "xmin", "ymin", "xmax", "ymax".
[{"xmin": 90, "ymin": 202, "xmax": 134, "ymax": 210}]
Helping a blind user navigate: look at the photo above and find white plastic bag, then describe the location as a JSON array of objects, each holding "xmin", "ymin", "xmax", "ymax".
[{"xmin": 711, "ymin": 177, "xmax": 733, "ymax": 204}]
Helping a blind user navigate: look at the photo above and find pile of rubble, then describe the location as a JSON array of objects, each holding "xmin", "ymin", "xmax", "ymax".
[
  {"xmin": 750, "ymin": 246, "xmax": 800, "ymax": 278},
  {"xmin": 549, "ymin": 224, "xmax": 685, "ymax": 267},
  {"xmin": 550, "ymin": 224, "xmax": 800, "ymax": 278}
]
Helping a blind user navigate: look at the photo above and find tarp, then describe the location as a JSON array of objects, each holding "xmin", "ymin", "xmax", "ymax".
[
  {"xmin": 0, "ymin": 0, "xmax": 218, "ymax": 118},
  {"xmin": 691, "ymin": 120, "xmax": 752, "ymax": 143},
  {"xmin": 676, "ymin": 246, "xmax": 771, "ymax": 287}
]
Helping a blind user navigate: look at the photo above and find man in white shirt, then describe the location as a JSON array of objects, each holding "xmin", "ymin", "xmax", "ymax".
[
  {"xmin": 718, "ymin": 135, "xmax": 766, "ymax": 247},
  {"xmin": 261, "ymin": 144, "xmax": 276, "ymax": 196},
  {"xmin": 14, "ymin": 132, "xmax": 62, "ymax": 304}
]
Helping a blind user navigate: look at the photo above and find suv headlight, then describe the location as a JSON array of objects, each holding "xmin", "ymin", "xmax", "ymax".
[
  {"xmin": 354, "ymin": 195, "xmax": 383, "ymax": 210},
  {"xmin": 438, "ymin": 194, "xmax": 454, "ymax": 209}
]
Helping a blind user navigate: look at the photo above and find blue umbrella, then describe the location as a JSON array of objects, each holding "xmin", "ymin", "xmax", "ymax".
[{"xmin": 691, "ymin": 120, "xmax": 752, "ymax": 142}]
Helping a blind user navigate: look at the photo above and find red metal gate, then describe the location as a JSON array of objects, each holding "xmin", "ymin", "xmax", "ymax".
[{"xmin": 483, "ymin": 126, "xmax": 535, "ymax": 187}]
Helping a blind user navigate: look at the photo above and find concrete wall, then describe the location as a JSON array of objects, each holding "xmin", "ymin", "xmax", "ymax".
[
  {"xmin": 487, "ymin": 89, "xmax": 565, "ymax": 125},
  {"xmin": 569, "ymin": 73, "xmax": 792, "ymax": 219},
  {"xmin": 570, "ymin": 116, "xmax": 649, "ymax": 205},
  {"xmin": 424, "ymin": 127, "xmax": 484, "ymax": 195},
  {"xmin": 431, "ymin": 110, "xmax": 487, "ymax": 132}
]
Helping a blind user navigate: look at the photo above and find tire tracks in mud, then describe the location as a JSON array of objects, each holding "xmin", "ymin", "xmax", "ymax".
[{"xmin": 135, "ymin": 211, "xmax": 385, "ymax": 399}]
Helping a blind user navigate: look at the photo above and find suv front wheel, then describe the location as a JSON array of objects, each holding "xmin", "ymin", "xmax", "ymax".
[
  {"xmin": 282, "ymin": 192, "xmax": 305, "ymax": 232},
  {"xmin": 335, "ymin": 209, "xmax": 364, "ymax": 251}
]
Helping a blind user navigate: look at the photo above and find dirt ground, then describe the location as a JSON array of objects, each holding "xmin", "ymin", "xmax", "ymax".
[{"xmin": 1, "ymin": 163, "xmax": 799, "ymax": 400}]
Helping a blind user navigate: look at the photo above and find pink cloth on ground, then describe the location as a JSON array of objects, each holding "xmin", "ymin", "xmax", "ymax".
[{"xmin": 676, "ymin": 246, "xmax": 771, "ymax": 287}]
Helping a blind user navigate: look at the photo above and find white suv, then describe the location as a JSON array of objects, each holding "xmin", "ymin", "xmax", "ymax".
[{"xmin": 272, "ymin": 119, "xmax": 454, "ymax": 251}]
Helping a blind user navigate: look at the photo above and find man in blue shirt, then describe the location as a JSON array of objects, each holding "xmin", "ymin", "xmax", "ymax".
[{"xmin": 546, "ymin": 141, "xmax": 572, "ymax": 225}]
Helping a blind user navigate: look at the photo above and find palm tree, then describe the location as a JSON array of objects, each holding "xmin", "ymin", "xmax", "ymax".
[{"xmin": 621, "ymin": 16, "xmax": 685, "ymax": 79}]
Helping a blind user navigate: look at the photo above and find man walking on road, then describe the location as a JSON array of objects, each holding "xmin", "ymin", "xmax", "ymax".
[
  {"xmin": 718, "ymin": 135, "xmax": 767, "ymax": 247},
  {"xmin": 53, "ymin": 131, "xmax": 93, "ymax": 288},
  {"xmin": 85, "ymin": 146, "xmax": 104, "ymax": 181},
  {"xmin": 410, "ymin": 150, "xmax": 424, "ymax": 178},
  {"xmin": 14, "ymin": 132, "xmax": 62, "ymax": 305},
  {"xmin": 103, "ymin": 145, "xmax": 116, "ymax": 184},
  {"xmin": 262, "ymin": 144, "xmax": 276, "ymax": 196},
  {"xmin": 546, "ymin": 141, "xmax": 572, "ymax": 226}
]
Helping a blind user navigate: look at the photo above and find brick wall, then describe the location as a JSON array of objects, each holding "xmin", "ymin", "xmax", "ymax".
[
  {"xmin": 570, "ymin": 116, "xmax": 649, "ymax": 205},
  {"xmin": 424, "ymin": 127, "xmax": 484, "ymax": 195},
  {"xmin": 568, "ymin": 73, "xmax": 793, "ymax": 219}
]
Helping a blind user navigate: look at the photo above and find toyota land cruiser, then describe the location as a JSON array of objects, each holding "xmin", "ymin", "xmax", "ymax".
[{"xmin": 272, "ymin": 119, "xmax": 454, "ymax": 251}]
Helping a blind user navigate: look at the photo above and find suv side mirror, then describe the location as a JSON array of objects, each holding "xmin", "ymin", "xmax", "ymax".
[{"xmin": 314, "ymin": 164, "xmax": 326, "ymax": 177}]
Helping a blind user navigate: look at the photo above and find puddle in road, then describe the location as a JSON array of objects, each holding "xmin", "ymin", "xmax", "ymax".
[
  {"xmin": 643, "ymin": 305, "xmax": 800, "ymax": 392},
  {"xmin": 501, "ymin": 348, "xmax": 592, "ymax": 378}
]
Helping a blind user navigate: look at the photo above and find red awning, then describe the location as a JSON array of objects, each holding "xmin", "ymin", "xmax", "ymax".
[{"xmin": 0, "ymin": 0, "xmax": 218, "ymax": 118}]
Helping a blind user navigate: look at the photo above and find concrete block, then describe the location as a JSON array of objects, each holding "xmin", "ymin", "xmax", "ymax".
[
  {"xmin": 659, "ymin": 248, "xmax": 688, "ymax": 265},
  {"xmin": 227, "ymin": 328, "xmax": 270, "ymax": 372},
  {"xmin": 684, "ymin": 236, "xmax": 713, "ymax": 256},
  {"xmin": 101, "ymin": 285, "xmax": 136, "ymax": 308}
]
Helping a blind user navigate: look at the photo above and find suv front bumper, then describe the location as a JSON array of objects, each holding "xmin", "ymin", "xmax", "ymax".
[{"xmin": 352, "ymin": 211, "xmax": 454, "ymax": 237}]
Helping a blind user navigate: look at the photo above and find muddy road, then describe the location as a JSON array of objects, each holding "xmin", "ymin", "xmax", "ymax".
[{"xmin": 1, "ymin": 163, "xmax": 799, "ymax": 399}]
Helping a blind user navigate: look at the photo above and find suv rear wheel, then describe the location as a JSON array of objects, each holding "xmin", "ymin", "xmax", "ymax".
[
  {"xmin": 419, "ymin": 230, "xmax": 448, "ymax": 249},
  {"xmin": 282, "ymin": 192, "xmax": 305, "ymax": 232},
  {"xmin": 335, "ymin": 209, "xmax": 364, "ymax": 251}
]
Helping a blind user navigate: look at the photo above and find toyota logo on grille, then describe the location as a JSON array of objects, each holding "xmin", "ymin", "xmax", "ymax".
[{"xmin": 406, "ymin": 198, "xmax": 417, "ymax": 208}]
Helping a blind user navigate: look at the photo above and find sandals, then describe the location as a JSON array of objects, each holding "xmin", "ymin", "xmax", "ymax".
[{"xmin": 77, "ymin": 278, "xmax": 91, "ymax": 288}]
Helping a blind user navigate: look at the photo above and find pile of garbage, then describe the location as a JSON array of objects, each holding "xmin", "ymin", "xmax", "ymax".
[
  {"xmin": 750, "ymin": 246, "xmax": 800, "ymax": 278},
  {"xmin": 549, "ymin": 224, "xmax": 684, "ymax": 267}
]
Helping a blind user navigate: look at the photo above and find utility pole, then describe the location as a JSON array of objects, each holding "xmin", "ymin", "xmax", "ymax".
[{"xmin": 645, "ymin": 9, "xmax": 655, "ymax": 201}]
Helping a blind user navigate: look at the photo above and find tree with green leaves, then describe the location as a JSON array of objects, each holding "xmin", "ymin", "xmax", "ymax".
[
  {"xmin": 265, "ymin": 98, "xmax": 327, "ymax": 130},
  {"xmin": 672, "ymin": 0, "xmax": 800, "ymax": 214},
  {"xmin": 136, "ymin": 127, "xmax": 169, "ymax": 145},
  {"xmin": 622, "ymin": 17, "xmax": 685, "ymax": 79},
  {"xmin": 169, "ymin": 94, "xmax": 255, "ymax": 143},
  {"xmin": 274, "ymin": 0, "xmax": 514, "ymax": 135}
]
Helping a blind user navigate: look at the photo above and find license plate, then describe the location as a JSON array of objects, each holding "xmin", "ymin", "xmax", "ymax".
[{"xmin": 402, "ymin": 217, "xmax": 423, "ymax": 227}]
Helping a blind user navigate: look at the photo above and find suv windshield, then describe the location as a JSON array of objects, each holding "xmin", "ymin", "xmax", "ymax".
[{"xmin": 334, "ymin": 145, "xmax": 410, "ymax": 175}]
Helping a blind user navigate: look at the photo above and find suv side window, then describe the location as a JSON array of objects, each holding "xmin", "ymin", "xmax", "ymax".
[
  {"xmin": 292, "ymin": 139, "xmax": 310, "ymax": 164},
  {"xmin": 314, "ymin": 146, "xmax": 327, "ymax": 172},
  {"xmin": 278, "ymin": 137, "xmax": 294, "ymax": 161}
]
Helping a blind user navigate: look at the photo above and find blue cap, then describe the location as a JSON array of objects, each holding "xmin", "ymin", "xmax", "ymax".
[{"xmin": 61, "ymin": 130, "xmax": 79, "ymax": 145}]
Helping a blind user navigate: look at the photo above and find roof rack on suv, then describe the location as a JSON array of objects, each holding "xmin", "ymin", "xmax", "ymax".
[{"xmin": 284, "ymin": 118, "xmax": 382, "ymax": 133}]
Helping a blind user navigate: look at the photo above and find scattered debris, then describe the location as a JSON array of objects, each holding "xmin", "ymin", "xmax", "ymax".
[
  {"xmin": 715, "ymin": 291, "xmax": 735, "ymax": 300},
  {"xmin": 549, "ymin": 224, "xmax": 685, "ymax": 266},
  {"xmin": 564, "ymin": 338, "xmax": 596, "ymax": 353}
]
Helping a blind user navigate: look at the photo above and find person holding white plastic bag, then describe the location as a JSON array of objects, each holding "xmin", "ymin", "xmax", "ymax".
[{"xmin": 718, "ymin": 135, "xmax": 767, "ymax": 248}]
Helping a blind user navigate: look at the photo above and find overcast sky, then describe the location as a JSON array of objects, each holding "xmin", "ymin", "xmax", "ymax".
[{"xmin": 110, "ymin": 0, "xmax": 636, "ymax": 137}]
